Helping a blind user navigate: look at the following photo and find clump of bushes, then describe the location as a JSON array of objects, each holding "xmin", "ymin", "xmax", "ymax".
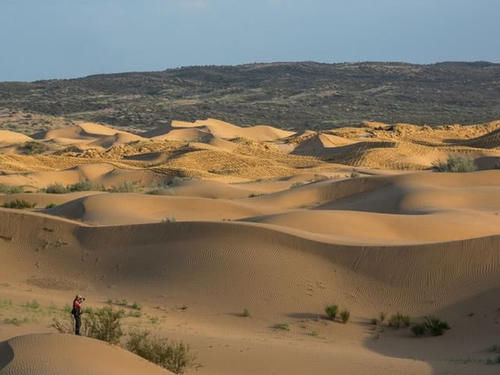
[
  {"xmin": 45, "ymin": 203, "xmax": 57, "ymax": 209},
  {"xmin": 435, "ymin": 156, "xmax": 476, "ymax": 172},
  {"xmin": 411, "ymin": 316, "xmax": 450, "ymax": 337},
  {"xmin": 126, "ymin": 330, "xmax": 196, "ymax": 374},
  {"xmin": 45, "ymin": 183, "xmax": 68, "ymax": 194},
  {"xmin": 0, "ymin": 184, "xmax": 23, "ymax": 194},
  {"xmin": 21, "ymin": 141, "xmax": 49, "ymax": 155},
  {"xmin": 423, "ymin": 316, "xmax": 450, "ymax": 336},
  {"xmin": 109, "ymin": 181, "xmax": 138, "ymax": 193},
  {"xmin": 51, "ymin": 302, "xmax": 197, "ymax": 373},
  {"xmin": 23, "ymin": 300, "xmax": 40, "ymax": 310},
  {"xmin": 68, "ymin": 180, "xmax": 95, "ymax": 192},
  {"xmin": 325, "ymin": 304, "xmax": 351, "ymax": 324},
  {"xmin": 43, "ymin": 181, "xmax": 105, "ymax": 194},
  {"xmin": 388, "ymin": 313, "xmax": 411, "ymax": 329},
  {"xmin": 52, "ymin": 306, "xmax": 125, "ymax": 345},
  {"xmin": 4, "ymin": 317, "xmax": 29, "ymax": 326},
  {"xmin": 2, "ymin": 199, "xmax": 36, "ymax": 209},
  {"xmin": 242, "ymin": 308, "xmax": 250, "ymax": 317}
]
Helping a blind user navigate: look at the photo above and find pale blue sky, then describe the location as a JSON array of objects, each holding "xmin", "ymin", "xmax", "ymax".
[{"xmin": 1, "ymin": 0, "xmax": 499, "ymax": 81}]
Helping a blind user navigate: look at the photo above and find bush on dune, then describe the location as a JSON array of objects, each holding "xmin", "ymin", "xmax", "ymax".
[
  {"xmin": 0, "ymin": 184, "xmax": 23, "ymax": 194},
  {"xmin": 68, "ymin": 180, "xmax": 95, "ymax": 192},
  {"xmin": 45, "ymin": 183, "xmax": 68, "ymax": 194},
  {"xmin": 434, "ymin": 155, "xmax": 476, "ymax": 172},
  {"xmin": 52, "ymin": 306, "xmax": 125, "ymax": 345},
  {"xmin": 126, "ymin": 330, "xmax": 196, "ymax": 374},
  {"xmin": 109, "ymin": 181, "xmax": 138, "ymax": 193},
  {"xmin": 388, "ymin": 313, "xmax": 411, "ymax": 329},
  {"xmin": 2, "ymin": 199, "xmax": 36, "ymax": 209}
]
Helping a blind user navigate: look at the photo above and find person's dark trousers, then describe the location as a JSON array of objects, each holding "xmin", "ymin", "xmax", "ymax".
[{"xmin": 74, "ymin": 315, "xmax": 81, "ymax": 335}]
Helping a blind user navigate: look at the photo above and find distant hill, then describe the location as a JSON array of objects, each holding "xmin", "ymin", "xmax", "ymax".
[{"xmin": 1, "ymin": 61, "xmax": 499, "ymax": 131}]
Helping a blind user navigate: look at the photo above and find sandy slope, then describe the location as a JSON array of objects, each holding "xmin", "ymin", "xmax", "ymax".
[
  {"xmin": 0, "ymin": 208, "xmax": 499, "ymax": 374},
  {"xmin": 2, "ymin": 119, "xmax": 500, "ymax": 374},
  {"xmin": 0, "ymin": 334, "xmax": 172, "ymax": 375},
  {"xmin": 0, "ymin": 130, "xmax": 33, "ymax": 145}
]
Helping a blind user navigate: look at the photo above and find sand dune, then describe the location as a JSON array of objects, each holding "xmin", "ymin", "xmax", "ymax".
[
  {"xmin": 152, "ymin": 128, "xmax": 212, "ymax": 142},
  {"xmin": 291, "ymin": 133, "xmax": 355, "ymax": 156},
  {"xmin": 2, "ymin": 119, "xmax": 500, "ymax": 374},
  {"xmin": 33, "ymin": 122, "xmax": 145, "ymax": 149},
  {"xmin": 0, "ymin": 130, "xmax": 33, "ymax": 145},
  {"xmin": 0, "ymin": 334, "xmax": 172, "ymax": 375},
  {"xmin": 170, "ymin": 118, "xmax": 295, "ymax": 141},
  {"xmin": 48, "ymin": 193, "xmax": 264, "ymax": 224},
  {"xmin": 0, "ymin": 163, "xmax": 165, "ymax": 189}
]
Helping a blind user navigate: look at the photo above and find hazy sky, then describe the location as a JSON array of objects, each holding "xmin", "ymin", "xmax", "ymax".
[{"xmin": 1, "ymin": 0, "xmax": 499, "ymax": 81}]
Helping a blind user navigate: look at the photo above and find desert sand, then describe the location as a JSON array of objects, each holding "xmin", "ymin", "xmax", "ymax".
[{"xmin": 1, "ymin": 119, "xmax": 500, "ymax": 374}]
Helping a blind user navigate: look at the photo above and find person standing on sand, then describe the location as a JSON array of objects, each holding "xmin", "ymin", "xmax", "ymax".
[{"xmin": 71, "ymin": 295, "xmax": 85, "ymax": 335}]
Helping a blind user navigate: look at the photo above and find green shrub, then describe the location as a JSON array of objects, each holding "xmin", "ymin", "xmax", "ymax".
[
  {"xmin": 271, "ymin": 323, "xmax": 289, "ymax": 331},
  {"xmin": 21, "ymin": 141, "xmax": 49, "ymax": 155},
  {"xmin": 340, "ymin": 310, "xmax": 350, "ymax": 324},
  {"xmin": 423, "ymin": 316, "xmax": 450, "ymax": 336},
  {"xmin": 0, "ymin": 184, "xmax": 23, "ymax": 194},
  {"xmin": 131, "ymin": 302, "xmax": 142, "ymax": 311},
  {"xmin": 109, "ymin": 181, "xmax": 137, "ymax": 193},
  {"xmin": 2, "ymin": 199, "xmax": 36, "ymax": 209},
  {"xmin": 45, "ymin": 183, "xmax": 68, "ymax": 194},
  {"xmin": 388, "ymin": 313, "xmax": 411, "ymax": 329},
  {"xmin": 325, "ymin": 305, "xmax": 338, "ymax": 321},
  {"xmin": 242, "ymin": 308, "xmax": 250, "ymax": 317},
  {"xmin": 126, "ymin": 330, "xmax": 196, "ymax": 374},
  {"xmin": 435, "ymin": 156, "xmax": 476, "ymax": 172},
  {"xmin": 411, "ymin": 323, "xmax": 426, "ymax": 337},
  {"xmin": 45, "ymin": 203, "xmax": 57, "ymax": 209},
  {"xmin": 4, "ymin": 317, "xmax": 29, "ymax": 326},
  {"xmin": 23, "ymin": 300, "xmax": 40, "ymax": 310},
  {"xmin": 53, "ymin": 306, "xmax": 125, "ymax": 344},
  {"xmin": 128, "ymin": 311, "xmax": 142, "ymax": 318},
  {"xmin": 85, "ymin": 307, "xmax": 125, "ymax": 344},
  {"xmin": 68, "ymin": 180, "xmax": 94, "ymax": 192}
]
